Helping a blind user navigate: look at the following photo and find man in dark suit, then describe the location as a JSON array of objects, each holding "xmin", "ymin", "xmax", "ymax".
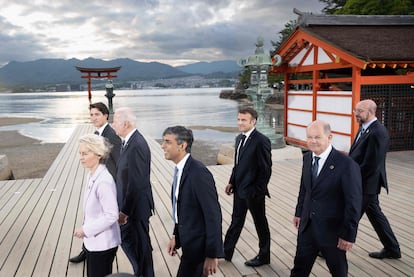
[
  {"xmin": 69, "ymin": 102, "xmax": 122, "ymax": 263},
  {"xmin": 349, "ymin": 99, "xmax": 401, "ymax": 259},
  {"xmin": 162, "ymin": 126, "xmax": 224, "ymax": 277},
  {"xmin": 89, "ymin": 102, "xmax": 121, "ymax": 178},
  {"xmin": 223, "ymin": 107, "xmax": 272, "ymax": 267},
  {"xmin": 112, "ymin": 107, "xmax": 155, "ymax": 277},
  {"xmin": 291, "ymin": 120, "xmax": 362, "ymax": 277}
]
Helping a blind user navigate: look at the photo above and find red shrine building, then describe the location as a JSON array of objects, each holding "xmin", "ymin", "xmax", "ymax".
[{"xmin": 271, "ymin": 10, "xmax": 414, "ymax": 151}]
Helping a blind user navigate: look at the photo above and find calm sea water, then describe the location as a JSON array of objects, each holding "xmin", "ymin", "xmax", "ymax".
[{"xmin": 0, "ymin": 88, "xmax": 249, "ymax": 143}]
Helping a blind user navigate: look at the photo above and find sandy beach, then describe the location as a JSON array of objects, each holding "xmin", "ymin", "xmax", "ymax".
[
  {"xmin": 0, "ymin": 117, "xmax": 64, "ymax": 179},
  {"xmin": 0, "ymin": 117, "xmax": 225, "ymax": 180}
]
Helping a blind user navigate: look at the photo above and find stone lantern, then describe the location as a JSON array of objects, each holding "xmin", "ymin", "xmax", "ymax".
[{"xmin": 237, "ymin": 37, "xmax": 285, "ymax": 148}]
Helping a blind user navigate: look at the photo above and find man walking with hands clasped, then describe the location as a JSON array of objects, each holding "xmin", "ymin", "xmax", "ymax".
[{"xmin": 349, "ymin": 99, "xmax": 401, "ymax": 259}]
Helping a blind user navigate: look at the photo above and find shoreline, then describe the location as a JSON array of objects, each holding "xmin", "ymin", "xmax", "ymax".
[{"xmin": 1, "ymin": 117, "xmax": 226, "ymax": 179}]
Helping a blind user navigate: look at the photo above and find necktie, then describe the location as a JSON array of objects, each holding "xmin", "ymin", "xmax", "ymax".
[
  {"xmin": 313, "ymin": 156, "xmax": 320, "ymax": 177},
  {"xmin": 236, "ymin": 135, "xmax": 246, "ymax": 164},
  {"xmin": 172, "ymin": 166, "xmax": 178, "ymax": 223},
  {"xmin": 356, "ymin": 127, "xmax": 365, "ymax": 142},
  {"xmin": 120, "ymin": 140, "xmax": 126, "ymax": 154},
  {"xmin": 94, "ymin": 130, "xmax": 99, "ymax": 135}
]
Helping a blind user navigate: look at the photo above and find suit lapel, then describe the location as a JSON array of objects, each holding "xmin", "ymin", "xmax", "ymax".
[
  {"xmin": 239, "ymin": 129, "xmax": 256, "ymax": 160},
  {"xmin": 312, "ymin": 148, "xmax": 336, "ymax": 187},
  {"xmin": 122, "ymin": 130, "xmax": 138, "ymax": 153},
  {"xmin": 177, "ymin": 157, "xmax": 192, "ymax": 203}
]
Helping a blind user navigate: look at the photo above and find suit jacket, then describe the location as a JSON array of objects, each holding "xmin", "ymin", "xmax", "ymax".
[
  {"xmin": 173, "ymin": 156, "xmax": 224, "ymax": 262},
  {"xmin": 230, "ymin": 129, "xmax": 272, "ymax": 199},
  {"xmin": 82, "ymin": 164, "xmax": 121, "ymax": 251},
  {"xmin": 116, "ymin": 130, "xmax": 154, "ymax": 220},
  {"xmin": 294, "ymin": 148, "xmax": 362, "ymax": 245},
  {"xmin": 349, "ymin": 120, "xmax": 389, "ymax": 194},
  {"xmin": 101, "ymin": 124, "xmax": 122, "ymax": 179}
]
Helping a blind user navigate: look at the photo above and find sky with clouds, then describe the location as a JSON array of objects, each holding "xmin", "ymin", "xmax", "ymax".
[{"xmin": 0, "ymin": 0, "xmax": 324, "ymax": 67}]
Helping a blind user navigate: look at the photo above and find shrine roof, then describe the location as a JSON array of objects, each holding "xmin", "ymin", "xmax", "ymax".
[{"xmin": 282, "ymin": 10, "xmax": 414, "ymax": 63}]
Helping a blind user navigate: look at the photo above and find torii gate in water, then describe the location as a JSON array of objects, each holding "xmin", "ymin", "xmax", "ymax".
[{"xmin": 75, "ymin": 66, "xmax": 121, "ymax": 102}]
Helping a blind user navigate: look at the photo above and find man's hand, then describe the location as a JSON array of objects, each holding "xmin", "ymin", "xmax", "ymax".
[
  {"xmin": 293, "ymin": 216, "xmax": 300, "ymax": 229},
  {"xmin": 203, "ymin": 257, "xmax": 218, "ymax": 276},
  {"xmin": 337, "ymin": 238, "xmax": 354, "ymax": 251},
  {"xmin": 167, "ymin": 236, "xmax": 177, "ymax": 256},
  {"xmin": 118, "ymin": 212, "xmax": 128, "ymax": 225},
  {"xmin": 225, "ymin": 183, "xmax": 233, "ymax": 195}
]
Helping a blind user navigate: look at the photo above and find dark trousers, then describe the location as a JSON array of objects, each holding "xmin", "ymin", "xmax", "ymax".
[
  {"xmin": 224, "ymin": 193, "xmax": 270, "ymax": 260},
  {"xmin": 290, "ymin": 222, "xmax": 347, "ymax": 277},
  {"xmin": 120, "ymin": 219, "xmax": 154, "ymax": 277},
  {"xmin": 362, "ymin": 194, "xmax": 400, "ymax": 253},
  {"xmin": 84, "ymin": 246, "xmax": 117, "ymax": 277},
  {"xmin": 177, "ymin": 257, "xmax": 205, "ymax": 277}
]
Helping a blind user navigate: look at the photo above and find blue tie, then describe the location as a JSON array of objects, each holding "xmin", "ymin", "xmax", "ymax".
[
  {"xmin": 172, "ymin": 166, "xmax": 178, "ymax": 223},
  {"xmin": 313, "ymin": 156, "xmax": 320, "ymax": 177}
]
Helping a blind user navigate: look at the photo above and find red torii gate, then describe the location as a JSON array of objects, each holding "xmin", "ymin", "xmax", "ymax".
[{"xmin": 75, "ymin": 66, "xmax": 121, "ymax": 102}]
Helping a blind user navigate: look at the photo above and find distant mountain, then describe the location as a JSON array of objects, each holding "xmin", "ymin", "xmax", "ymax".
[
  {"xmin": 0, "ymin": 58, "xmax": 242, "ymax": 88},
  {"xmin": 176, "ymin": 60, "xmax": 241, "ymax": 74},
  {"xmin": 0, "ymin": 58, "xmax": 189, "ymax": 87}
]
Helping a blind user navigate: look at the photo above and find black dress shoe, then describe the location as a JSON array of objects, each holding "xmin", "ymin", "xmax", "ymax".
[
  {"xmin": 369, "ymin": 248, "xmax": 401, "ymax": 259},
  {"xmin": 244, "ymin": 255, "xmax": 270, "ymax": 267},
  {"xmin": 69, "ymin": 250, "xmax": 86, "ymax": 263}
]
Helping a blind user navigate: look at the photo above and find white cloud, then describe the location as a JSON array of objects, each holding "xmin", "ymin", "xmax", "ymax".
[{"xmin": 0, "ymin": 0, "xmax": 324, "ymax": 67}]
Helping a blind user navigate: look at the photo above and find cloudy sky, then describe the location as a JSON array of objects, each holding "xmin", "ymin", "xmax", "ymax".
[{"xmin": 0, "ymin": 0, "xmax": 324, "ymax": 67}]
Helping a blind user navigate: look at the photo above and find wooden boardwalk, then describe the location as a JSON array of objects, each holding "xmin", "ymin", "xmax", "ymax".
[{"xmin": 0, "ymin": 125, "xmax": 413, "ymax": 276}]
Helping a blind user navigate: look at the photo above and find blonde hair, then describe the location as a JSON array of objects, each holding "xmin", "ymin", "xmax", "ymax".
[{"xmin": 79, "ymin": 134, "xmax": 112, "ymax": 163}]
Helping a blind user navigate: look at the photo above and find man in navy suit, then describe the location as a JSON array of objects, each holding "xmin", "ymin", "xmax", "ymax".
[
  {"xmin": 69, "ymin": 102, "xmax": 121, "ymax": 264},
  {"xmin": 291, "ymin": 120, "xmax": 362, "ymax": 277},
  {"xmin": 223, "ymin": 107, "xmax": 272, "ymax": 267},
  {"xmin": 113, "ymin": 107, "xmax": 155, "ymax": 277},
  {"xmin": 162, "ymin": 126, "xmax": 224, "ymax": 277},
  {"xmin": 349, "ymin": 99, "xmax": 401, "ymax": 259}
]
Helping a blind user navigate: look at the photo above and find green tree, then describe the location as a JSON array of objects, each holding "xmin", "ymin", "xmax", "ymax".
[
  {"xmin": 271, "ymin": 20, "xmax": 297, "ymax": 50},
  {"xmin": 319, "ymin": 0, "xmax": 346, "ymax": 14},
  {"xmin": 320, "ymin": 0, "xmax": 414, "ymax": 15}
]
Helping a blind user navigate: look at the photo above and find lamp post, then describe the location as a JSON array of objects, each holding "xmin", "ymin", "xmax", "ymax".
[{"xmin": 105, "ymin": 80, "xmax": 115, "ymax": 114}]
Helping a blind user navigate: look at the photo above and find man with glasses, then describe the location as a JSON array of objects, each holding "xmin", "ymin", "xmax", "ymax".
[{"xmin": 349, "ymin": 99, "xmax": 401, "ymax": 259}]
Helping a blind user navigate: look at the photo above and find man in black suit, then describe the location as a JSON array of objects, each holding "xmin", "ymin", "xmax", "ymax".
[
  {"xmin": 291, "ymin": 120, "xmax": 362, "ymax": 277},
  {"xmin": 112, "ymin": 107, "xmax": 155, "ymax": 277},
  {"xmin": 162, "ymin": 126, "xmax": 224, "ymax": 277},
  {"xmin": 349, "ymin": 99, "xmax": 401, "ymax": 259},
  {"xmin": 69, "ymin": 102, "xmax": 121, "ymax": 263},
  {"xmin": 223, "ymin": 107, "xmax": 272, "ymax": 267}
]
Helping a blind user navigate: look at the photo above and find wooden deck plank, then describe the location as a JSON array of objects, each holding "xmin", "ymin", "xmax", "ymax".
[
  {"xmin": 12, "ymin": 125, "xmax": 87, "ymax": 276},
  {"xmin": 1, "ymin": 126, "xmax": 413, "ymax": 276}
]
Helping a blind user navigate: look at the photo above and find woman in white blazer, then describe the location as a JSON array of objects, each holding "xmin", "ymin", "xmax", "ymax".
[{"xmin": 74, "ymin": 134, "xmax": 121, "ymax": 277}]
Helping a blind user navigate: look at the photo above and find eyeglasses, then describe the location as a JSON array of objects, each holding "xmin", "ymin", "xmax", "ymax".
[{"xmin": 353, "ymin": 109, "xmax": 367, "ymax": 114}]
